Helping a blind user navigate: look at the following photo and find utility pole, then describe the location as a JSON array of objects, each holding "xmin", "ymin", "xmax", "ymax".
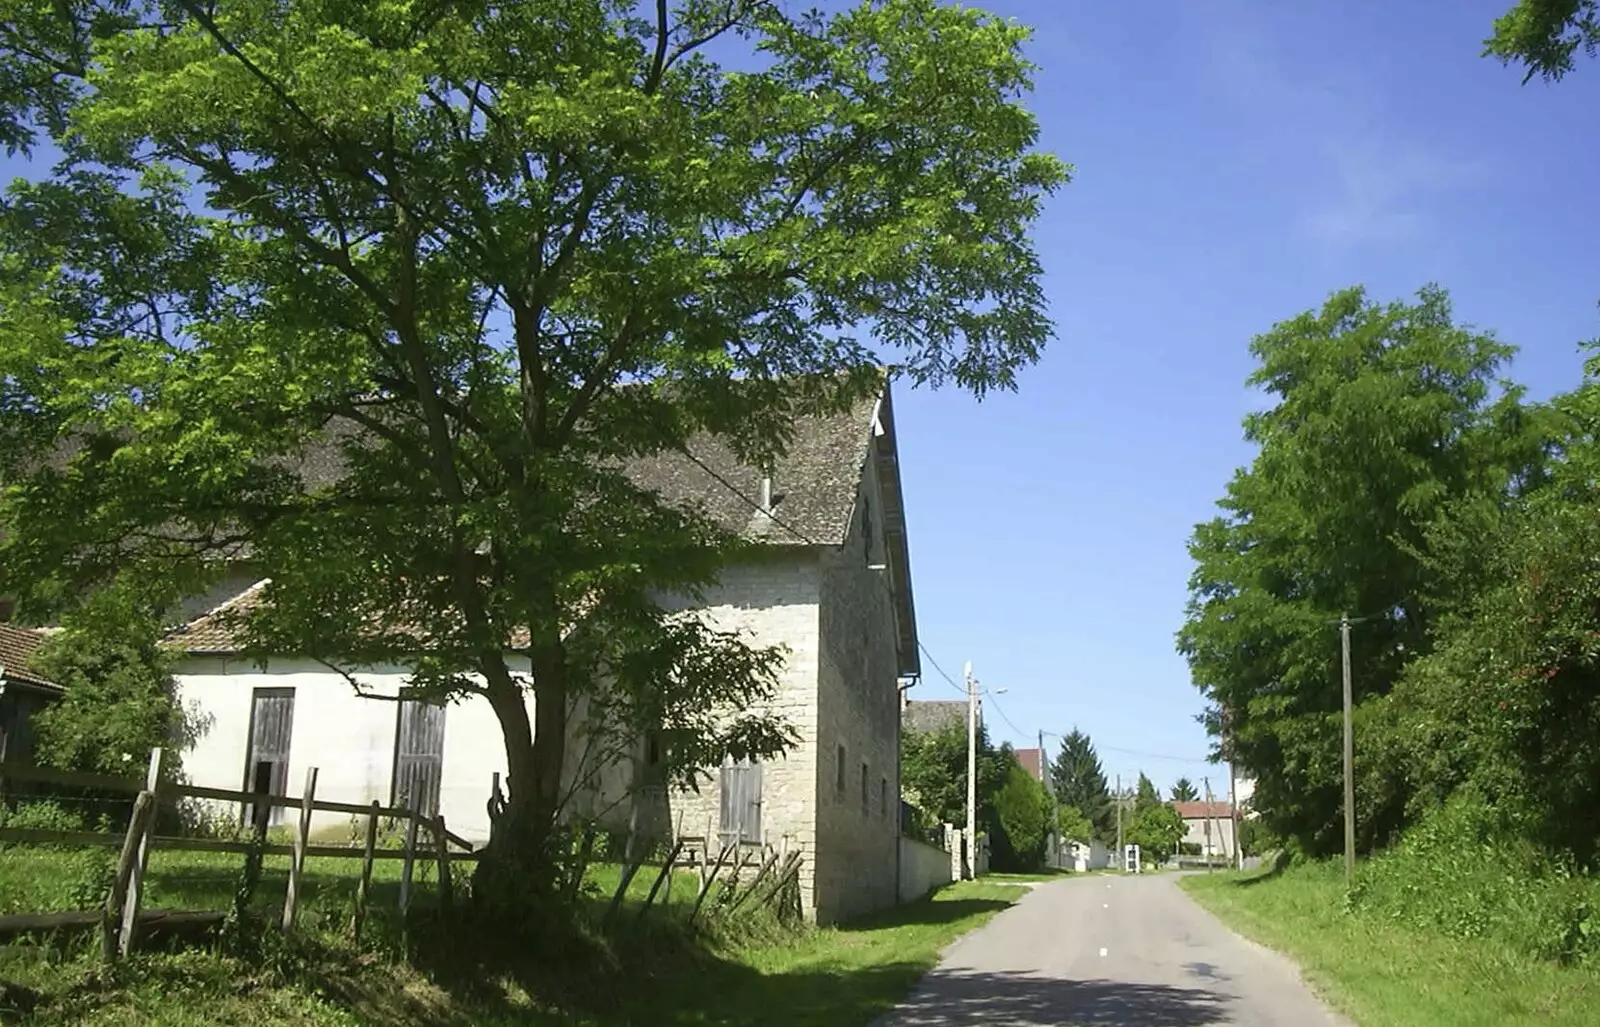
[
  {"xmin": 965, "ymin": 660, "xmax": 977, "ymax": 881},
  {"xmin": 1204, "ymin": 777, "xmax": 1219, "ymax": 873},
  {"xmin": 1115, "ymin": 772, "xmax": 1123, "ymax": 870},
  {"xmin": 1341, "ymin": 614, "xmax": 1356, "ymax": 891}
]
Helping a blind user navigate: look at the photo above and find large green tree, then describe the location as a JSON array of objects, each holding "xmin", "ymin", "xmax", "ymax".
[
  {"xmin": 1049, "ymin": 728, "xmax": 1113, "ymax": 842},
  {"xmin": 991, "ymin": 756, "xmax": 1053, "ymax": 871},
  {"xmin": 1170, "ymin": 777, "xmax": 1199, "ymax": 802},
  {"xmin": 0, "ymin": 0, "xmax": 1067, "ymax": 905},
  {"xmin": 1486, "ymin": 1, "xmax": 1599, "ymax": 81},
  {"xmin": 901, "ymin": 721, "xmax": 1010, "ymax": 833},
  {"xmin": 1178, "ymin": 285, "xmax": 1551, "ymax": 857}
]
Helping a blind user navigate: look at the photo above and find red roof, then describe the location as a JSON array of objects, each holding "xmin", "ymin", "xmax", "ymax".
[
  {"xmin": 1172, "ymin": 800, "xmax": 1233, "ymax": 820},
  {"xmin": 1014, "ymin": 747, "xmax": 1044, "ymax": 782}
]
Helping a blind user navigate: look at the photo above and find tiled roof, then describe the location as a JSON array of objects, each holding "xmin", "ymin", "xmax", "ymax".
[
  {"xmin": 1172, "ymin": 800, "xmax": 1234, "ymax": 821},
  {"xmin": 165, "ymin": 580, "xmax": 537, "ymax": 655},
  {"xmin": 0, "ymin": 623, "xmax": 59, "ymax": 691},
  {"xmin": 1014, "ymin": 747, "xmax": 1044, "ymax": 782},
  {"xmin": 619, "ymin": 393, "xmax": 879, "ymax": 546},
  {"xmin": 902, "ymin": 699, "xmax": 969, "ymax": 736}
]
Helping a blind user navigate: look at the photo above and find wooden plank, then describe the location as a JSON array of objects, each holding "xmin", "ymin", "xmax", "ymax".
[
  {"xmin": 8, "ymin": 907, "xmax": 223, "ymax": 944},
  {"xmin": 0, "ymin": 826, "xmax": 123, "ymax": 848},
  {"xmin": 0, "ymin": 761, "xmax": 140, "ymax": 793},
  {"xmin": 398, "ymin": 815, "xmax": 419, "ymax": 913},
  {"xmin": 636, "ymin": 838, "xmax": 685, "ymax": 922},
  {"xmin": 444, "ymin": 826, "xmax": 475, "ymax": 853},
  {"xmin": 101, "ymin": 790, "xmax": 154, "ymax": 962},
  {"xmin": 433, "ymin": 814, "xmax": 452, "ymax": 911},
  {"xmin": 0, "ymin": 827, "xmax": 475, "ymax": 862},
  {"xmin": 170, "ymin": 782, "xmax": 414, "ymax": 820},
  {"xmin": 352, "ymin": 801, "xmax": 379, "ymax": 940},
  {"xmin": 118, "ymin": 748, "xmax": 163, "ymax": 957},
  {"xmin": 282, "ymin": 766, "xmax": 319, "ymax": 930}
]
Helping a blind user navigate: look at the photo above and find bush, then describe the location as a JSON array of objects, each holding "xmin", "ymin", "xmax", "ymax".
[
  {"xmin": 991, "ymin": 761, "xmax": 1051, "ymax": 871},
  {"xmin": 1352, "ymin": 795, "xmax": 1600, "ymax": 965}
]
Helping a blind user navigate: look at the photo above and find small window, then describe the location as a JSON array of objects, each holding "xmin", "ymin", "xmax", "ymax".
[
  {"xmin": 860, "ymin": 762, "xmax": 869, "ymax": 815},
  {"xmin": 644, "ymin": 730, "xmax": 663, "ymax": 766},
  {"xmin": 836, "ymin": 744, "xmax": 847, "ymax": 794},
  {"xmin": 862, "ymin": 496, "xmax": 874, "ymax": 560},
  {"xmin": 881, "ymin": 777, "xmax": 888, "ymax": 818}
]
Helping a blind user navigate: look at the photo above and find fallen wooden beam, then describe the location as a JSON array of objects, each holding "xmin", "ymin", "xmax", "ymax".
[{"xmin": 2, "ymin": 908, "xmax": 224, "ymax": 945}]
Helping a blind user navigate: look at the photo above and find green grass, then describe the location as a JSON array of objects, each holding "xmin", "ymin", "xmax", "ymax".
[
  {"xmin": 0, "ymin": 837, "xmax": 1024, "ymax": 1027},
  {"xmin": 1182, "ymin": 860, "xmax": 1600, "ymax": 1027},
  {"xmin": 980, "ymin": 868, "xmax": 1073, "ymax": 883}
]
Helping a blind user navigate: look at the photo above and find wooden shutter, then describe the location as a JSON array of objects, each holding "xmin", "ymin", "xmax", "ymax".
[
  {"xmin": 719, "ymin": 760, "xmax": 763, "ymax": 845},
  {"xmin": 393, "ymin": 694, "xmax": 446, "ymax": 817},
  {"xmin": 246, "ymin": 688, "xmax": 295, "ymax": 826}
]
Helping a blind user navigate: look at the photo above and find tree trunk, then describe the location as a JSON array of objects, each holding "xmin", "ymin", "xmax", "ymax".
[{"xmin": 469, "ymin": 638, "xmax": 571, "ymax": 919}]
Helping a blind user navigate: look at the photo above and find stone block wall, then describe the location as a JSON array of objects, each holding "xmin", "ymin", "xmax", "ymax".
[
  {"xmin": 812, "ymin": 450, "xmax": 903, "ymax": 924},
  {"xmin": 660, "ymin": 554, "xmax": 824, "ymax": 917}
]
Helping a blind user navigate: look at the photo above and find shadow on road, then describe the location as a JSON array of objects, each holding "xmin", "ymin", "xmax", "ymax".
[{"xmin": 879, "ymin": 969, "xmax": 1230, "ymax": 1026}]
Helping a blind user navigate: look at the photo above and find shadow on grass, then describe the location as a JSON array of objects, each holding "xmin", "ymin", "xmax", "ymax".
[
  {"xmin": 1230, "ymin": 850, "xmax": 1294, "ymax": 888},
  {"xmin": 839, "ymin": 898, "xmax": 1014, "ymax": 932}
]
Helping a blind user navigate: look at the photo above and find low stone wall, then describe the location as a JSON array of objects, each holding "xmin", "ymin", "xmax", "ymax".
[{"xmin": 898, "ymin": 835, "xmax": 953, "ymax": 903}]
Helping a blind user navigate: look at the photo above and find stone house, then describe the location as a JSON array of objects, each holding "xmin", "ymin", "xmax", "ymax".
[
  {"xmin": 121, "ymin": 380, "xmax": 918, "ymax": 924},
  {"xmin": 1173, "ymin": 799, "xmax": 1236, "ymax": 860}
]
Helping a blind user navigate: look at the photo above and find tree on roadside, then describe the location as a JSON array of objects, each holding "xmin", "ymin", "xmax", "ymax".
[
  {"xmin": 1178, "ymin": 284, "xmax": 1553, "ymax": 857},
  {"xmin": 1124, "ymin": 801, "xmax": 1184, "ymax": 865},
  {"xmin": 1170, "ymin": 777, "xmax": 1199, "ymax": 802},
  {"xmin": 1050, "ymin": 728, "xmax": 1113, "ymax": 842},
  {"xmin": 1133, "ymin": 772, "xmax": 1161, "ymax": 813},
  {"xmin": 1055, "ymin": 803, "xmax": 1094, "ymax": 845},
  {"xmin": 991, "ymin": 756, "xmax": 1053, "ymax": 871},
  {"xmin": 1486, "ymin": 1, "xmax": 1599, "ymax": 81},
  {"xmin": 901, "ymin": 721, "xmax": 1011, "ymax": 833},
  {"xmin": 0, "ymin": 0, "xmax": 1067, "ymax": 909}
]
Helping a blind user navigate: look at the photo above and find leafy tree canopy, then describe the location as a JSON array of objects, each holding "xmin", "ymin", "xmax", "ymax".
[
  {"xmin": 1178, "ymin": 284, "xmax": 1553, "ymax": 857},
  {"xmin": 901, "ymin": 721, "xmax": 1010, "ymax": 832},
  {"xmin": 0, "ymin": 0, "xmax": 1067, "ymax": 900},
  {"xmin": 1486, "ymin": 1, "xmax": 1600, "ymax": 81},
  {"xmin": 1133, "ymin": 772, "xmax": 1161, "ymax": 813},
  {"xmin": 1125, "ymin": 801, "xmax": 1184, "ymax": 865},
  {"xmin": 991, "ymin": 757, "xmax": 1053, "ymax": 871}
]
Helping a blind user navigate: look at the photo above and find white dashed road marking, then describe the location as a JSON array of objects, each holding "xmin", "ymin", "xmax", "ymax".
[{"xmin": 1099, "ymin": 947, "xmax": 1108, "ymax": 957}]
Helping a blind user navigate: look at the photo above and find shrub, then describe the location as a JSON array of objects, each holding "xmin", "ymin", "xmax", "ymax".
[{"xmin": 1352, "ymin": 794, "xmax": 1600, "ymax": 965}]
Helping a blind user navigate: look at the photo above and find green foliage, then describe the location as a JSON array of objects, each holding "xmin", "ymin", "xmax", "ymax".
[
  {"xmin": 1179, "ymin": 284, "xmax": 1551, "ymax": 857},
  {"xmin": 1133, "ymin": 773, "xmax": 1161, "ymax": 813},
  {"xmin": 1486, "ymin": 1, "xmax": 1600, "ymax": 82},
  {"xmin": 990, "ymin": 757, "xmax": 1052, "ymax": 871},
  {"xmin": 1124, "ymin": 802, "xmax": 1184, "ymax": 865},
  {"xmin": 1049, "ymin": 728, "xmax": 1113, "ymax": 842},
  {"xmin": 1169, "ymin": 777, "xmax": 1198, "ymax": 802},
  {"xmin": 1054, "ymin": 804, "xmax": 1093, "ymax": 845},
  {"xmin": 29, "ymin": 586, "xmax": 192, "ymax": 785},
  {"xmin": 1351, "ymin": 795, "xmax": 1600, "ymax": 966},
  {"xmin": 1236, "ymin": 817, "xmax": 1281, "ymax": 859},
  {"xmin": 0, "ymin": 0, "xmax": 1068, "ymax": 882},
  {"xmin": 900, "ymin": 721, "xmax": 1009, "ymax": 832}
]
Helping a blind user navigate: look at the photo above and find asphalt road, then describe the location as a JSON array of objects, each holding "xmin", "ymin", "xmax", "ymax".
[{"xmin": 876, "ymin": 873, "xmax": 1349, "ymax": 1027}]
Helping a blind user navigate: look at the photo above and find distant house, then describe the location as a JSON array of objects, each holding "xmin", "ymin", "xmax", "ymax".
[
  {"xmin": 160, "ymin": 379, "xmax": 919, "ymax": 924},
  {"xmin": 1012, "ymin": 747, "xmax": 1045, "ymax": 783},
  {"xmin": 0, "ymin": 623, "xmax": 61, "ymax": 765},
  {"xmin": 1173, "ymin": 800, "xmax": 1235, "ymax": 860},
  {"xmin": 900, "ymin": 699, "xmax": 968, "ymax": 736}
]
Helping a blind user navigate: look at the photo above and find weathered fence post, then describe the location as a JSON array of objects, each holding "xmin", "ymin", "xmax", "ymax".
[
  {"xmin": 433, "ymin": 814, "xmax": 453, "ymax": 912},
  {"xmin": 689, "ymin": 842, "xmax": 735, "ymax": 925},
  {"xmin": 398, "ymin": 813, "xmax": 419, "ymax": 914},
  {"xmin": 281, "ymin": 766, "xmax": 319, "ymax": 930},
  {"xmin": 117, "ymin": 747, "xmax": 163, "ymax": 957},
  {"xmin": 351, "ymin": 800, "xmax": 380, "ymax": 939},
  {"xmin": 636, "ymin": 836, "xmax": 685, "ymax": 922},
  {"xmin": 102, "ymin": 790, "xmax": 155, "ymax": 962}
]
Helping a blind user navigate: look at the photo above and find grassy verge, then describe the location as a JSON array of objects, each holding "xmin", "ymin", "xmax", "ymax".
[
  {"xmin": 1182, "ymin": 861, "xmax": 1600, "ymax": 1027},
  {"xmin": 980, "ymin": 868, "xmax": 1073, "ymax": 884},
  {"xmin": 1, "ymin": 834, "xmax": 1023, "ymax": 1027}
]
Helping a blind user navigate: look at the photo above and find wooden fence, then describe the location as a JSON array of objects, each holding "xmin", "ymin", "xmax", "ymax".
[{"xmin": 0, "ymin": 747, "xmax": 476, "ymax": 960}]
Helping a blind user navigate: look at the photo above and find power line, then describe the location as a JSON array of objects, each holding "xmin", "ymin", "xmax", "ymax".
[
  {"xmin": 917, "ymin": 642, "xmax": 970, "ymax": 698},
  {"xmin": 981, "ymin": 687, "xmax": 1030, "ymax": 741}
]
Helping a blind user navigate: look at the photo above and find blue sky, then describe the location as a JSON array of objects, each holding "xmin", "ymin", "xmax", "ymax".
[{"xmin": 892, "ymin": 0, "xmax": 1600, "ymax": 792}]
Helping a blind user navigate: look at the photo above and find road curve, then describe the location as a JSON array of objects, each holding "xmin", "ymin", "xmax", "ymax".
[{"xmin": 876, "ymin": 872, "xmax": 1348, "ymax": 1027}]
